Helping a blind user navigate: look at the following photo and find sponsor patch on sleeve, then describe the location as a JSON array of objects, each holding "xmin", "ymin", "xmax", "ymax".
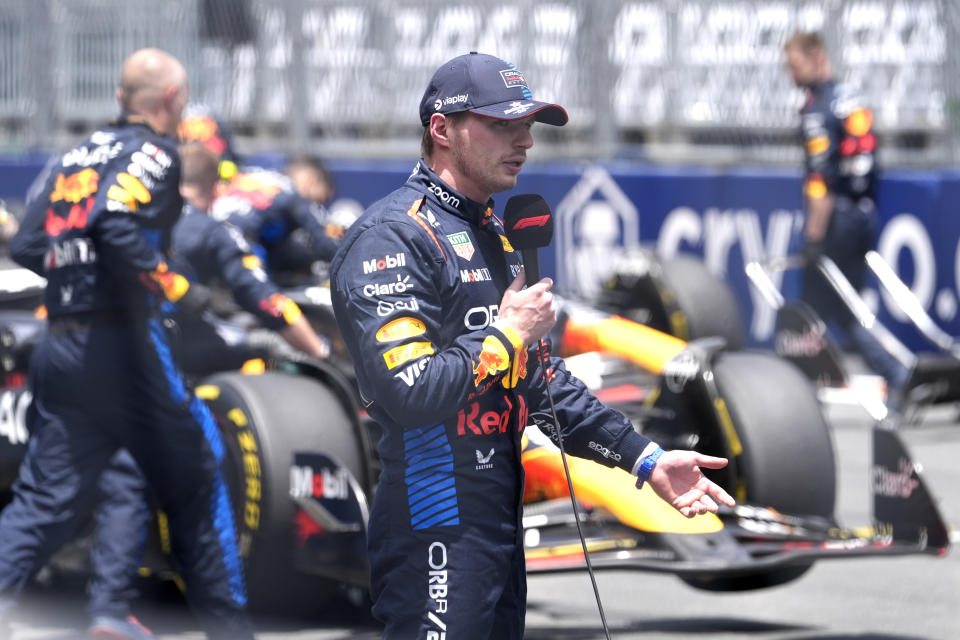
[
  {"xmin": 805, "ymin": 135, "xmax": 830, "ymax": 156},
  {"xmin": 376, "ymin": 317, "xmax": 427, "ymax": 343},
  {"xmin": 383, "ymin": 341, "xmax": 435, "ymax": 370},
  {"xmin": 472, "ymin": 335, "xmax": 510, "ymax": 387},
  {"xmin": 107, "ymin": 172, "xmax": 152, "ymax": 212},
  {"xmin": 804, "ymin": 175, "xmax": 827, "ymax": 199},
  {"xmin": 845, "ymin": 108, "xmax": 873, "ymax": 137}
]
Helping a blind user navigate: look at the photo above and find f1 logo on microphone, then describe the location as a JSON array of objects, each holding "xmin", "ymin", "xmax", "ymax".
[{"xmin": 511, "ymin": 215, "xmax": 551, "ymax": 230}]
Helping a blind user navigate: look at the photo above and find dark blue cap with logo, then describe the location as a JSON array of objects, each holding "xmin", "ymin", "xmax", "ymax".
[{"xmin": 419, "ymin": 52, "xmax": 568, "ymax": 127}]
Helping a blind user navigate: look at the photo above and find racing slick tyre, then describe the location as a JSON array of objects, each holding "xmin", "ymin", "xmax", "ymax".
[
  {"xmin": 683, "ymin": 350, "xmax": 837, "ymax": 591},
  {"xmin": 198, "ymin": 369, "xmax": 369, "ymax": 614},
  {"xmin": 601, "ymin": 250, "xmax": 744, "ymax": 349},
  {"xmin": 658, "ymin": 254, "xmax": 745, "ymax": 350}
]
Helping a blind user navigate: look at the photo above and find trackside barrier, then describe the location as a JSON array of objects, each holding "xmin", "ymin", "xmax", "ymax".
[{"xmin": 2, "ymin": 154, "xmax": 959, "ymax": 351}]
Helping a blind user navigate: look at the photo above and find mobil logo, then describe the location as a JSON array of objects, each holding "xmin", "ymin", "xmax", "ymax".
[
  {"xmin": 289, "ymin": 464, "xmax": 349, "ymax": 500},
  {"xmin": 363, "ymin": 252, "xmax": 407, "ymax": 274}
]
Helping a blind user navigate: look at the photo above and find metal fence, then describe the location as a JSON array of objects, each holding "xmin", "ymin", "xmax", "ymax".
[{"xmin": 1, "ymin": 0, "xmax": 958, "ymax": 165}]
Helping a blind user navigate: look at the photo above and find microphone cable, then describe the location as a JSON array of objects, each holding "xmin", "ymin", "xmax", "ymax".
[{"xmin": 534, "ymin": 338, "xmax": 613, "ymax": 640}]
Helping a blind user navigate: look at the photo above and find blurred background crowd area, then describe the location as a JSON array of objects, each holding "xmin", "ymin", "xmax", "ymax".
[{"xmin": 0, "ymin": 0, "xmax": 958, "ymax": 167}]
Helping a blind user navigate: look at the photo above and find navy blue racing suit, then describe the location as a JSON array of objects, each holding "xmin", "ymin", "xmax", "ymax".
[
  {"xmin": 1, "ymin": 114, "xmax": 253, "ymax": 638},
  {"xmin": 330, "ymin": 161, "xmax": 652, "ymax": 639},
  {"xmin": 799, "ymin": 80, "xmax": 908, "ymax": 389},
  {"xmin": 168, "ymin": 203, "xmax": 310, "ymax": 374},
  {"xmin": 77, "ymin": 203, "xmax": 314, "ymax": 625},
  {"xmin": 214, "ymin": 168, "xmax": 340, "ymax": 278}
]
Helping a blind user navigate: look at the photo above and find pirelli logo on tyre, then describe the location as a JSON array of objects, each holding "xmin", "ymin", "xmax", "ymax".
[
  {"xmin": 383, "ymin": 341, "xmax": 435, "ymax": 370},
  {"xmin": 194, "ymin": 384, "xmax": 263, "ymax": 556}
]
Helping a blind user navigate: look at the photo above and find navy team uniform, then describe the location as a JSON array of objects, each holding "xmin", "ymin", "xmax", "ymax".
[
  {"xmin": 215, "ymin": 169, "xmax": 340, "ymax": 276},
  {"xmin": 169, "ymin": 203, "xmax": 308, "ymax": 373},
  {"xmin": 1, "ymin": 115, "xmax": 253, "ymax": 638},
  {"xmin": 330, "ymin": 161, "xmax": 653, "ymax": 639},
  {"xmin": 799, "ymin": 80, "xmax": 908, "ymax": 389}
]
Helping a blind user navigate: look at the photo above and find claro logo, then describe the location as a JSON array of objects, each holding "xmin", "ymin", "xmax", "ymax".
[{"xmin": 363, "ymin": 274, "xmax": 413, "ymax": 297}]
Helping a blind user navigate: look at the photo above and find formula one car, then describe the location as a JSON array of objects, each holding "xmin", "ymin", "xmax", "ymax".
[
  {"xmin": 745, "ymin": 251, "xmax": 960, "ymax": 423},
  {"xmin": 0, "ymin": 253, "xmax": 950, "ymax": 615}
]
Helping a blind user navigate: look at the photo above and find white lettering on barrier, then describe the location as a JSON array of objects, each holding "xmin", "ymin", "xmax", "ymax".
[{"xmin": 656, "ymin": 205, "xmax": 956, "ymax": 337}]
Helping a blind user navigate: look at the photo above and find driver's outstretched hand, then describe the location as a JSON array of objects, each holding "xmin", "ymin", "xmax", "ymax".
[{"xmin": 647, "ymin": 450, "xmax": 736, "ymax": 517}]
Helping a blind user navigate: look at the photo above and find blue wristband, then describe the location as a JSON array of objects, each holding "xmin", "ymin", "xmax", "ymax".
[{"xmin": 635, "ymin": 447, "xmax": 665, "ymax": 489}]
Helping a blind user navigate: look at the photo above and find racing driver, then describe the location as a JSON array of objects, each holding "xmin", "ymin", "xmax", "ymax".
[{"xmin": 330, "ymin": 51, "xmax": 736, "ymax": 639}]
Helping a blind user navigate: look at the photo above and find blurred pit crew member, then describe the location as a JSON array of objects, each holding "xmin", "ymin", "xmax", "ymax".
[
  {"xmin": 55, "ymin": 143, "xmax": 334, "ymax": 640},
  {"xmin": 178, "ymin": 111, "xmax": 341, "ymax": 281},
  {"xmin": 172, "ymin": 141, "xmax": 330, "ymax": 372},
  {"xmin": 784, "ymin": 32, "xmax": 910, "ymax": 404},
  {"xmin": 0, "ymin": 48, "xmax": 254, "ymax": 640},
  {"xmin": 7, "ymin": 151, "xmax": 153, "ymax": 640},
  {"xmin": 285, "ymin": 153, "xmax": 334, "ymax": 208},
  {"xmin": 329, "ymin": 51, "xmax": 736, "ymax": 640}
]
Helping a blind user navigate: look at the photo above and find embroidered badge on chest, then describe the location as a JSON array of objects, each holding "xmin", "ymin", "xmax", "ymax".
[{"xmin": 446, "ymin": 231, "xmax": 475, "ymax": 261}]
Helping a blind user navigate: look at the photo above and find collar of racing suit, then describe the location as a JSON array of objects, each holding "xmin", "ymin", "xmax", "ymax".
[
  {"xmin": 807, "ymin": 79, "xmax": 835, "ymax": 104},
  {"xmin": 407, "ymin": 160, "xmax": 496, "ymax": 228},
  {"xmin": 109, "ymin": 112, "xmax": 166, "ymax": 137}
]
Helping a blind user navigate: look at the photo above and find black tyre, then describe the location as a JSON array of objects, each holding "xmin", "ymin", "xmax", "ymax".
[
  {"xmin": 658, "ymin": 254, "xmax": 745, "ymax": 350},
  {"xmin": 601, "ymin": 250, "xmax": 744, "ymax": 349},
  {"xmin": 712, "ymin": 351, "xmax": 836, "ymax": 515},
  {"xmin": 682, "ymin": 351, "xmax": 836, "ymax": 591},
  {"xmin": 198, "ymin": 370, "xmax": 369, "ymax": 613}
]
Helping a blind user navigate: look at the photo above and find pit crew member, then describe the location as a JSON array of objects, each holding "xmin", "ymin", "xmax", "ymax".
[
  {"xmin": 0, "ymin": 48, "xmax": 253, "ymax": 639},
  {"xmin": 178, "ymin": 111, "xmax": 341, "ymax": 280},
  {"xmin": 171, "ymin": 141, "xmax": 330, "ymax": 371},
  {"xmin": 785, "ymin": 31, "xmax": 910, "ymax": 401}
]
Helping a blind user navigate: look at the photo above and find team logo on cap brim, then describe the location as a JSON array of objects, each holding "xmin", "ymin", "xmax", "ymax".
[{"xmin": 503, "ymin": 102, "xmax": 534, "ymax": 116}]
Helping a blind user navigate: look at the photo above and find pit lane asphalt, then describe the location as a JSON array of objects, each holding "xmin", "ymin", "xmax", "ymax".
[{"xmin": 7, "ymin": 400, "xmax": 960, "ymax": 640}]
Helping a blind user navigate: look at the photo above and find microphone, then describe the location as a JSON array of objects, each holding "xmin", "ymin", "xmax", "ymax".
[
  {"xmin": 503, "ymin": 194, "xmax": 553, "ymax": 283},
  {"xmin": 505, "ymin": 195, "xmax": 611, "ymax": 637}
]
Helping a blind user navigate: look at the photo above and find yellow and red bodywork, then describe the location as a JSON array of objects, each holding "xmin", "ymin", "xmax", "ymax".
[{"xmin": 519, "ymin": 311, "xmax": 723, "ymax": 560}]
